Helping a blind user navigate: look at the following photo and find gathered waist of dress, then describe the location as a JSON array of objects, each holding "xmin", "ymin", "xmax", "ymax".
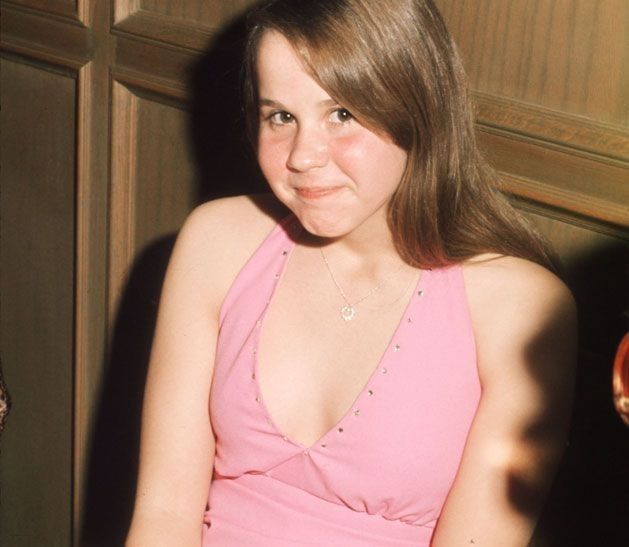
[{"xmin": 202, "ymin": 473, "xmax": 434, "ymax": 546}]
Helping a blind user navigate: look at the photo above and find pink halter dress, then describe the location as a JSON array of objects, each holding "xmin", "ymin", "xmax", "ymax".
[{"xmin": 203, "ymin": 215, "xmax": 481, "ymax": 546}]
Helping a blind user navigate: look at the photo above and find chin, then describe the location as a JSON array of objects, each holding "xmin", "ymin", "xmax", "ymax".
[{"xmin": 293, "ymin": 210, "xmax": 353, "ymax": 239}]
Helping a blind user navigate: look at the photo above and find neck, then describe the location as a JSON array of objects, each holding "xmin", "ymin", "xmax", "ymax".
[{"xmin": 303, "ymin": 208, "xmax": 404, "ymax": 271}]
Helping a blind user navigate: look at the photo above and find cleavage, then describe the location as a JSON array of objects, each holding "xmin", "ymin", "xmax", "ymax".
[{"xmin": 255, "ymin": 247, "xmax": 417, "ymax": 447}]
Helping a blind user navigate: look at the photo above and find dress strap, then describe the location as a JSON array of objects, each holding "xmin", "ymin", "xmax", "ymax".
[{"xmin": 218, "ymin": 214, "xmax": 301, "ymax": 326}]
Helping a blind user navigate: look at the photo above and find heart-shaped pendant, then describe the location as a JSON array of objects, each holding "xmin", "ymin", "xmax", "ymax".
[{"xmin": 341, "ymin": 305, "xmax": 356, "ymax": 321}]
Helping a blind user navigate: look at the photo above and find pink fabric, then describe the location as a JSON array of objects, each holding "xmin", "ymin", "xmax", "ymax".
[{"xmin": 203, "ymin": 216, "xmax": 481, "ymax": 546}]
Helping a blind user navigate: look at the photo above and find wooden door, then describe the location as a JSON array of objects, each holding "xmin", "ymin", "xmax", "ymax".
[
  {"xmin": 1, "ymin": 1, "xmax": 627, "ymax": 546},
  {"xmin": 1, "ymin": 1, "xmax": 259, "ymax": 545}
]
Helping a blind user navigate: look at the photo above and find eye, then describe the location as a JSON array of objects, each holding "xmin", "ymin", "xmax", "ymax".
[
  {"xmin": 329, "ymin": 108, "xmax": 353, "ymax": 124},
  {"xmin": 267, "ymin": 111, "xmax": 295, "ymax": 125}
]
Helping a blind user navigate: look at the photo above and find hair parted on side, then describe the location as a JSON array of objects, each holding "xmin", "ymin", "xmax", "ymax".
[{"xmin": 243, "ymin": 0, "xmax": 557, "ymax": 271}]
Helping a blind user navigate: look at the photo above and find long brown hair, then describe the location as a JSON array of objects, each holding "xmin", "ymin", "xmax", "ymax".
[{"xmin": 243, "ymin": 0, "xmax": 556, "ymax": 271}]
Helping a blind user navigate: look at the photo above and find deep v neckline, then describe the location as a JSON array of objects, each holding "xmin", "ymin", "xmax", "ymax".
[{"xmin": 251, "ymin": 219, "xmax": 427, "ymax": 451}]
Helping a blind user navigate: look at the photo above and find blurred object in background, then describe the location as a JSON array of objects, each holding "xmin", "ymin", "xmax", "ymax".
[
  {"xmin": 613, "ymin": 332, "xmax": 629, "ymax": 425},
  {"xmin": 0, "ymin": 365, "xmax": 9, "ymax": 433}
]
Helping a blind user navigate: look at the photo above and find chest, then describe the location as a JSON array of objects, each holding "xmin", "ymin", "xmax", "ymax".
[
  {"xmin": 256, "ymin": 252, "xmax": 420, "ymax": 447},
  {"xmin": 210, "ymin": 243, "xmax": 481, "ymax": 520}
]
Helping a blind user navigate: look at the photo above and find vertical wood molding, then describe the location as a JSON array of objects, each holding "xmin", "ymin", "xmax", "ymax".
[
  {"xmin": 72, "ymin": 2, "xmax": 113, "ymax": 542},
  {"xmin": 77, "ymin": 0, "xmax": 92, "ymax": 26},
  {"xmin": 74, "ymin": 59, "xmax": 110, "ymax": 542},
  {"xmin": 109, "ymin": 81, "xmax": 139, "ymax": 326},
  {"xmin": 74, "ymin": 60, "xmax": 93, "ymax": 540},
  {"xmin": 114, "ymin": 0, "xmax": 139, "ymax": 24}
]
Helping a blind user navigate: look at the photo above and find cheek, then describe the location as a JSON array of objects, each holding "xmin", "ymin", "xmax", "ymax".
[
  {"xmin": 257, "ymin": 132, "xmax": 288, "ymax": 180},
  {"xmin": 327, "ymin": 134, "xmax": 370, "ymax": 177},
  {"xmin": 330, "ymin": 133, "xmax": 407, "ymax": 186}
]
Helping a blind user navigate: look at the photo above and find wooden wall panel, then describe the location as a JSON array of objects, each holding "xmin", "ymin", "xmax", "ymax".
[
  {"xmin": 139, "ymin": 0, "xmax": 254, "ymax": 28},
  {"xmin": 0, "ymin": 57, "xmax": 76, "ymax": 547},
  {"xmin": 4, "ymin": 0, "xmax": 79, "ymax": 20},
  {"xmin": 109, "ymin": 82, "xmax": 197, "ymax": 320},
  {"xmin": 473, "ymin": 92, "xmax": 628, "ymax": 161},
  {"xmin": 522, "ymin": 205, "xmax": 628, "ymax": 358},
  {"xmin": 434, "ymin": 0, "xmax": 628, "ymax": 231},
  {"xmin": 525, "ymin": 209, "xmax": 627, "ymax": 268},
  {"xmin": 480, "ymin": 129, "xmax": 629, "ymax": 226},
  {"xmin": 0, "ymin": 4, "xmax": 91, "ymax": 69},
  {"xmin": 133, "ymin": 94, "xmax": 197, "ymax": 248},
  {"xmin": 436, "ymin": 0, "xmax": 627, "ymax": 125},
  {"xmin": 114, "ymin": 0, "xmax": 257, "ymax": 51}
]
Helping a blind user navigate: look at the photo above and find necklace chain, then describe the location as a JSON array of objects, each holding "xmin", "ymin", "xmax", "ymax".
[{"xmin": 319, "ymin": 248, "xmax": 403, "ymax": 321}]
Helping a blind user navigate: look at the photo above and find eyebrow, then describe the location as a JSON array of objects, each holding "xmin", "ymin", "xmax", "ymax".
[
  {"xmin": 258, "ymin": 98, "xmax": 338, "ymax": 108},
  {"xmin": 259, "ymin": 98, "xmax": 283, "ymax": 108}
]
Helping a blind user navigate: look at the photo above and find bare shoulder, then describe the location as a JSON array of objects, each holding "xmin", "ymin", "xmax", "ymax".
[
  {"xmin": 182, "ymin": 193, "xmax": 288, "ymax": 249},
  {"xmin": 462, "ymin": 253, "xmax": 576, "ymax": 327},
  {"xmin": 170, "ymin": 193, "xmax": 289, "ymax": 314},
  {"xmin": 461, "ymin": 253, "xmax": 575, "ymax": 316},
  {"xmin": 461, "ymin": 254, "xmax": 577, "ymax": 382}
]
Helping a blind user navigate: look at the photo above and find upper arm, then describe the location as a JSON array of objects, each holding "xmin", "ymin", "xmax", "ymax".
[
  {"xmin": 126, "ymin": 195, "xmax": 284, "ymax": 544},
  {"xmin": 431, "ymin": 256, "xmax": 577, "ymax": 546},
  {"xmin": 127, "ymin": 203, "xmax": 223, "ymax": 541}
]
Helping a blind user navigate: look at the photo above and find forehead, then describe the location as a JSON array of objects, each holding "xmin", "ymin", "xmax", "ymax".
[{"xmin": 256, "ymin": 31, "xmax": 328, "ymax": 100}]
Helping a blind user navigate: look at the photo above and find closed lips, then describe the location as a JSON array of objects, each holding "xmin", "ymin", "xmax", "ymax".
[{"xmin": 295, "ymin": 186, "xmax": 343, "ymax": 198}]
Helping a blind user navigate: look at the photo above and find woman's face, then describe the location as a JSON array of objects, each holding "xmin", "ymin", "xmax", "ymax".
[{"xmin": 256, "ymin": 31, "xmax": 408, "ymax": 239}]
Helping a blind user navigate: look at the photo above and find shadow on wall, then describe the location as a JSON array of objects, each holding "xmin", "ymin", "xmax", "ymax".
[
  {"xmin": 79, "ymin": 10, "xmax": 263, "ymax": 546},
  {"xmin": 187, "ymin": 10, "xmax": 266, "ymax": 202},
  {"xmin": 533, "ymin": 240, "xmax": 629, "ymax": 547},
  {"xmin": 79, "ymin": 8, "xmax": 629, "ymax": 546},
  {"xmin": 79, "ymin": 235, "xmax": 175, "ymax": 547}
]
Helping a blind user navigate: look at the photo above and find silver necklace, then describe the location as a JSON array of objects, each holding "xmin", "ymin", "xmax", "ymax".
[{"xmin": 319, "ymin": 248, "xmax": 403, "ymax": 321}]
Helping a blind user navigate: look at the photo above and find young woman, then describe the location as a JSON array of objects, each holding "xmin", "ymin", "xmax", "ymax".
[{"xmin": 126, "ymin": 1, "xmax": 576, "ymax": 545}]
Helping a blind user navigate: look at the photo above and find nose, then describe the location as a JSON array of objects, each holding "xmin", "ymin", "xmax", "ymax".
[{"xmin": 286, "ymin": 126, "xmax": 329, "ymax": 172}]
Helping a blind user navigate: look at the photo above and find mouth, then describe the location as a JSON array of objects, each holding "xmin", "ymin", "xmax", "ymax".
[{"xmin": 294, "ymin": 186, "xmax": 343, "ymax": 200}]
